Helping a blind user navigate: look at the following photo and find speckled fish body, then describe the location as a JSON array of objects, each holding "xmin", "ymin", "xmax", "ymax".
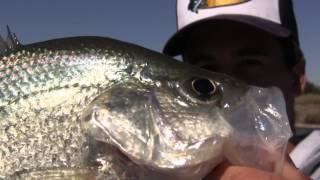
[{"xmin": 0, "ymin": 36, "xmax": 291, "ymax": 179}]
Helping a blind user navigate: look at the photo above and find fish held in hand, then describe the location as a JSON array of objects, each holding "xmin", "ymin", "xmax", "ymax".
[{"xmin": 0, "ymin": 34, "xmax": 292, "ymax": 179}]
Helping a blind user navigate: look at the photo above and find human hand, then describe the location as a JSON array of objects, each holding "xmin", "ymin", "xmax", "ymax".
[{"xmin": 203, "ymin": 160, "xmax": 311, "ymax": 180}]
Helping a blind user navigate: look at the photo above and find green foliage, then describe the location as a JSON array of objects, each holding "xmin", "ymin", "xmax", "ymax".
[
  {"xmin": 303, "ymin": 81, "xmax": 320, "ymax": 94},
  {"xmin": 295, "ymin": 94, "xmax": 320, "ymax": 125},
  {"xmin": 296, "ymin": 81, "xmax": 320, "ymax": 126}
]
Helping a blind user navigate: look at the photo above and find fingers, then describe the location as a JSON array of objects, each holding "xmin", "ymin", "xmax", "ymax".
[
  {"xmin": 203, "ymin": 160, "xmax": 311, "ymax": 180},
  {"xmin": 281, "ymin": 160, "xmax": 311, "ymax": 180},
  {"xmin": 204, "ymin": 161, "xmax": 283, "ymax": 180}
]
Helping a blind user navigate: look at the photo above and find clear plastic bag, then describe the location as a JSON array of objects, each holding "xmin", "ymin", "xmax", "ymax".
[{"xmin": 224, "ymin": 87, "xmax": 292, "ymax": 174}]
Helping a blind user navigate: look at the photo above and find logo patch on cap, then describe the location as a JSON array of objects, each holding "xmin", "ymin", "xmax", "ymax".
[{"xmin": 188, "ymin": 0, "xmax": 250, "ymax": 13}]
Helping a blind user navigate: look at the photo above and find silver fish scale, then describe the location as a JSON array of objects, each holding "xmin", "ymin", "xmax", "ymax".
[
  {"xmin": 0, "ymin": 45, "xmax": 139, "ymax": 178},
  {"xmin": 154, "ymin": 88, "xmax": 229, "ymax": 142}
]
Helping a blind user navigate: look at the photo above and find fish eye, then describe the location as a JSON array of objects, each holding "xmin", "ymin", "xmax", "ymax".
[
  {"xmin": 180, "ymin": 77, "xmax": 220, "ymax": 104},
  {"xmin": 191, "ymin": 78, "xmax": 217, "ymax": 99}
]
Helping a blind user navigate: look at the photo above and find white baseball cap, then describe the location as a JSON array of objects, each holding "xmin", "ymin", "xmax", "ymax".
[{"xmin": 163, "ymin": 0, "xmax": 299, "ymax": 57}]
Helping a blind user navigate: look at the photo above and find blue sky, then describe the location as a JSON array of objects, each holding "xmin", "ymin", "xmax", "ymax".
[{"xmin": 0, "ymin": 0, "xmax": 319, "ymax": 85}]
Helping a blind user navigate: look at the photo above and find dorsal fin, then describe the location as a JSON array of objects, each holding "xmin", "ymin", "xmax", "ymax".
[{"xmin": 0, "ymin": 26, "xmax": 21, "ymax": 54}]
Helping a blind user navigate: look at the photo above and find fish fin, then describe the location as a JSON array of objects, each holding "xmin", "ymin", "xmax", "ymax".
[{"xmin": 0, "ymin": 26, "xmax": 21, "ymax": 54}]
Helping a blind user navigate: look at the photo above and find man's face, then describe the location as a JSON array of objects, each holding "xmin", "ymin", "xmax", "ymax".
[{"xmin": 182, "ymin": 21, "xmax": 297, "ymax": 128}]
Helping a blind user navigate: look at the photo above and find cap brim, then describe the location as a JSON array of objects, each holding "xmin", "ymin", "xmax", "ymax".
[{"xmin": 163, "ymin": 15, "xmax": 291, "ymax": 56}]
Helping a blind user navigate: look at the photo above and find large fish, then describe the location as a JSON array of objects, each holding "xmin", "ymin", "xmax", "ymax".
[{"xmin": 0, "ymin": 30, "xmax": 292, "ymax": 179}]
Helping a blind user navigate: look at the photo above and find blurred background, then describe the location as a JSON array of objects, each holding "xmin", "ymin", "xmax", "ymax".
[{"xmin": 0, "ymin": 0, "xmax": 319, "ymax": 129}]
